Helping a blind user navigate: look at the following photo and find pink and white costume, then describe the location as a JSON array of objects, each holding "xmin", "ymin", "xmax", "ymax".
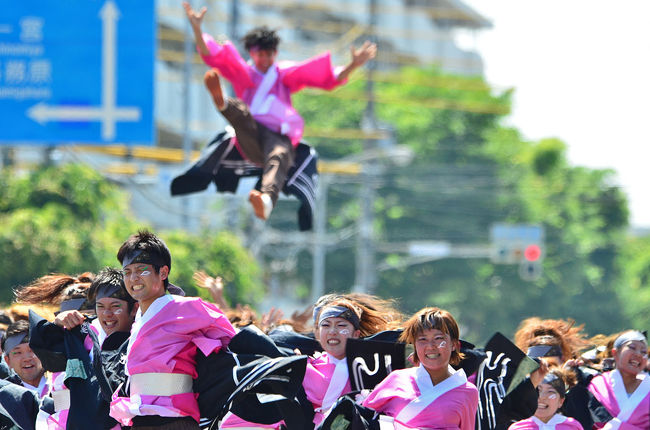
[
  {"xmin": 363, "ymin": 365, "xmax": 478, "ymax": 430},
  {"xmin": 199, "ymin": 35, "xmax": 347, "ymax": 146},
  {"xmin": 220, "ymin": 351, "xmax": 352, "ymax": 429},
  {"xmin": 304, "ymin": 352, "xmax": 352, "ymax": 426},
  {"xmin": 588, "ymin": 369, "xmax": 650, "ymax": 430},
  {"xmin": 23, "ymin": 374, "xmax": 51, "ymax": 399},
  {"xmin": 508, "ymin": 414, "xmax": 583, "ymax": 430},
  {"xmin": 38, "ymin": 372, "xmax": 68, "ymax": 430},
  {"xmin": 109, "ymin": 294, "xmax": 236, "ymax": 426}
]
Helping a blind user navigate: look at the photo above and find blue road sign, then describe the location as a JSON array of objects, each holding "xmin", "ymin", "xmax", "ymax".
[{"xmin": 0, "ymin": 0, "xmax": 155, "ymax": 145}]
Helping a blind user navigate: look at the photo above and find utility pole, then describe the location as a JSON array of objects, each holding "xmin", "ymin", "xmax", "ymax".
[
  {"xmin": 229, "ymin": 0, "xmax": 239, "ymax": 44},
  {"xmin": 181, "ymin": 3, "xmax": 194, "ymax": 230},
  {"xmin": 353, "ymin": 0, "xmax": 378, "ymax": 294},
  {"xmin": 311, "ymin": 175, "xmax": 329, "ymax": 303}
]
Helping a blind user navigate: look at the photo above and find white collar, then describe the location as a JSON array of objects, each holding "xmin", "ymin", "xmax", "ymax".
[
  {"xmin": 610, "ymin": 369, "xmax": 650, "ymax": 421},
  {"xmin": 23, "ymin": 375, "xmax": 47, "ymax": 396},
  {"xmin": 320, "ymin": 353, "xmax": 349, "ymax": 412},
  {"xmin": 414, "ymin": 364, "xmax": 466, "ymax": 391},
  {"xmin": 248, "ymin": 60, "xmax": 277, "ymax": 76},
  {"xmin": 396, "ymin": 365, "xmax": 467, "ymax": 423},
  {"xmin": 531, "ymin": 414, "xmax": 566, "ymax": 429},
  {"xmin": 328, "ymin": 354, "xmax": 346, "ymax": 365},
  {"xmin": 136, "ymin": 293, "xmax": 174, "ymax": 325},
  {"xmin": 249, "ymin": 63, "xmax": 279, "ymax": 115},
  {"xmin": 126, "ymin": 294, "xmax": 174, "ymax": 376}
]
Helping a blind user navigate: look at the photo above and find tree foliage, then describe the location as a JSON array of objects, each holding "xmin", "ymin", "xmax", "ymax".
[
  {"xmin": 0, "ymin": 164, "xmax": 262, "ymax": 306},
  {"xmin": 293, "ymin": 66, "xmax": 635, "ymax": 343}
]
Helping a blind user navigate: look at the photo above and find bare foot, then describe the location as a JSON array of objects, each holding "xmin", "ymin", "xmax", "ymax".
[
  {"xmin": 249, "ymin": 190, "xmax": 273, "ymax": 220},
  {"xmin": 204, "ymin": 69, "xmax": 225, "ymax": 110}
]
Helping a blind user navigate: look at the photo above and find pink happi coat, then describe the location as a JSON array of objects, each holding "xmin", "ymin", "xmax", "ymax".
[
  {"xmin": 508, "ymin": 414, "xmax": 583, "ymax": 430},
  {"xmin": 588, "ymin": 369, "xmax": 650, "ymax": 430},
  {"xmin": 199, "ymin": 35, "xmax": 347, "ymax": 147},
  {"xmin": 109, "ymin": 294, "xmax": 235, "ymax": 426},
  {"xmin": 363, "ymin": 365, "xmax": 478, "ymax": 430},
  {"xmin": 219, "ymin": 351, "xmax": 351, "ymax": 428}
]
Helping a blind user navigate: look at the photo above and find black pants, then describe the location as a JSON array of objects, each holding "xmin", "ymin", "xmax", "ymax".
[{"xmin": 221, "ymin": 98, "xmax": 295, "ymax": 206}]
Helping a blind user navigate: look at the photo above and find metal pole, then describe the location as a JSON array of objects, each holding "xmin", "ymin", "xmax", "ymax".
[
  {"xmin": 353, "ymin": 0, "xmax": 378, "ymax": 294},
  {"xmin": 229, "ymin": 0, "xmax": 239, "ymax": 43},
  {"xmin": 311, "ymin": 175, "xmax": 329, "ymax": 303},
  {"xmin": 181, "ymin": 7, "xmax": 193, "ymax": 229}
]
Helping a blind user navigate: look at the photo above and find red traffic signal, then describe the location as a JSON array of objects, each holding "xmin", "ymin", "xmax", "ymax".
[{"xmin": 524, "ymin": 244, "xmax": 542, "ymax": 262}]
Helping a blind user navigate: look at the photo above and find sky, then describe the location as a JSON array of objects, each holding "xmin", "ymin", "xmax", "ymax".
[{"xmin": 461, "ymin": 1, "xmax": 650, "ymax": 228}]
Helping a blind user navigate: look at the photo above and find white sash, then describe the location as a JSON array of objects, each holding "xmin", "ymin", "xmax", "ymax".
[
  {"xmin": 52, "ymin": 388, "xmax": 71, "ymax": 412},
  {"xmin": 320, "ymin": 356, "xmax": 349, "ymax": 412},
  {"xmin": 249, "ymin": 64, "xmax": 278, "ymax": 115},
  {"xmin": 395, "ymin": 365, "xmax": 467, "ymax": 424},
  {"xmin": 125, "ymin": 294, "xmax": 174, "ymax": 377},
  {"xmin": 531, "ymin": 414, "xmax": 567, "ymax": 430},
  {"xmin": 610, "ymin": 369, "xmax": 650, "ymax": 421}
]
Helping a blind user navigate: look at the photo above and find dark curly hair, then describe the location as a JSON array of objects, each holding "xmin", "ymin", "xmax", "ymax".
[{"xmin": 242, "ymin": 26, "xmax": 280, "ymax": 52}]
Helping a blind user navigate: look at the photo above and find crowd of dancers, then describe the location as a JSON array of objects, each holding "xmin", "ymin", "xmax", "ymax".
[
  {"xmin": 0, "ymin": 229, "xmax": 647, "ymax": 429},
  {"xmin": 1, "ymin": 2, "xmax": 648, "ymax": 429}
]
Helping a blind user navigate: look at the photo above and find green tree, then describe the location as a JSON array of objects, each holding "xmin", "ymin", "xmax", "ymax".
[
  {"xmin": 0, "ymin": 163, "xmax": 262, "ymax": 307},
  {"xmin": 293, "ymin": 66, "xmax": 631, "ymax": 343},
  {"xmin": 617, "ymin": 234, "xmax": 650, "ymax": 330}
]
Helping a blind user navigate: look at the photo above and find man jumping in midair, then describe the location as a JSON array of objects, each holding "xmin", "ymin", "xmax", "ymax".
[{"xmin": 184, "ymin": 2, "xmax": 376, "ymax": 220}]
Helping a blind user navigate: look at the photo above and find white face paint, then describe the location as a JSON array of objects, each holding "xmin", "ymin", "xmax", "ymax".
[
  {"xmin": 317, "ymin": 316, "xmax": 360, "ymax": 360},
  {"xmin": 95, "ymin": 297, "xmax": 133, "ymax": 336},
  {"xmin": 438, "ymin": 340, "xmax": 447, "ymax": 348}
]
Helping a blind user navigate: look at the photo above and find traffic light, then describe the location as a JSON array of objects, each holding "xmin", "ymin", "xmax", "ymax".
[
  {"xmin": 490, "ymin": 224, "xmax": 544, "ymax": 264},
  {"xmin": 524, "ymin": 244, "xmax": 542, "ymax": 262}
]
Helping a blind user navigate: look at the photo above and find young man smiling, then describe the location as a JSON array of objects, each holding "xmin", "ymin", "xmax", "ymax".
[
  {"xmin": 1, "ymin": 320, "xmax": 49, "ymax": 398},
  {"xmin": 184, "ymin": 2, "xmax": 376, "ymax": 221},
  {"xmin": 110, "ymin": 230, "xmax": 236, "ymax": 430}
]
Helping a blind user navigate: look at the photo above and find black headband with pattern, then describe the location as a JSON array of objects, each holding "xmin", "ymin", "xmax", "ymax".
[
  {"xmin": 542, "ymin": 373, "xmax": 566, "ymax": 397},
  {"xmin": 527, "ymin": 344, "xmax": 563, "ymax": 359},
  {"xmin": 4, "ymin": 333, "xmax": 27, "ymax": 355},
  {"xmin": 614, "ymin": 330, "xmax": 647, "ymax": 350},
  {"xmin": 318, "ymin": 305, "xmax": 360, "ymax": 329},
  {"xmin": 122, "ymin": 249, "xmax": 165, "ymax": 268}
]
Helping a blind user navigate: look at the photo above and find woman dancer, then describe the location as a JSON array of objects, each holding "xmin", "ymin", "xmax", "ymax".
[{"xmin": 362, "ymin": 307, "xmax": 478, "ymax": 430}]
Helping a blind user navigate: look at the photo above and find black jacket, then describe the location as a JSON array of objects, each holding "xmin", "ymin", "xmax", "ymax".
[{"xmin": 171, "ymin": 131, "xmax": 318, "ymax": 231}]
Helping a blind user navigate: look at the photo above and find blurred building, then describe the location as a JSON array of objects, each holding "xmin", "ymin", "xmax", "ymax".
[
  {"xmin": 5, "ymin": 0, "xmax": 490, "ymax": 233},
  {"xmin": 128, "ymin": 0, "xmax": 490, "ymax": 230}
]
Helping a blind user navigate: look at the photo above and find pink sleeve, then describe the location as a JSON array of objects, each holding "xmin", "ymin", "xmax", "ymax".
[
  {"xmin": 199, "ymin": 34, "xmax": 254, "ymax": 96},
  {"xmin": 460, "ymin": 389, "xmax": 479, "ymax": 430},
  {"xmin": 617, "ymin": 421, "xmax": 648, "ymax": 430},
  {"xmin": 281, "ymin": 51, "xmax": 346, "ymax": 93},
  {"xmin": 361, "ymin": 373, "xmax": 399, "ymax": 414},
  {"xmin": 190, "ymin": 301, "xmax": 236, "ymax": 356}
]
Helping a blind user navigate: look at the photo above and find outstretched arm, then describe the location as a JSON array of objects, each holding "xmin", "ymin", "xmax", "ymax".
[
  {"xmin": 183, "ymin": 1, "xmax": 211, "ymax": 56},
  {"xmin": 336, "ymin": 41, "xmax": 377, "ymax": 82}
]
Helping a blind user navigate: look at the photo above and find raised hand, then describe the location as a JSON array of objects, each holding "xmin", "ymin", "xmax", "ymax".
[
  {"xmin": 350, "ymin": 40, "xmax": 377, "ymax": 68},
  {"xmin": 337, "ymin": 40, "xmax": 378, "ymax": 81},
  {"xmin": 260, "ymin": 307, "xmax": 285, "ymax": 333},
  {"xmin": 290, "ymin": 304, "xmax": 314, "ymax": 332},
  {"xmin": 54, "ymin": 310, "xmax": 85, "ymax": 330},
  {"xmin": 183, "ymin": 1, "xmax": 207, "ymax": 30},
  {"xmin": 183, "ymin": 1, "xmax": 211, "ymax": 56},
  {"xmin": 193, "ymin": 270, "xmax": 228, "ymax": 310}
]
